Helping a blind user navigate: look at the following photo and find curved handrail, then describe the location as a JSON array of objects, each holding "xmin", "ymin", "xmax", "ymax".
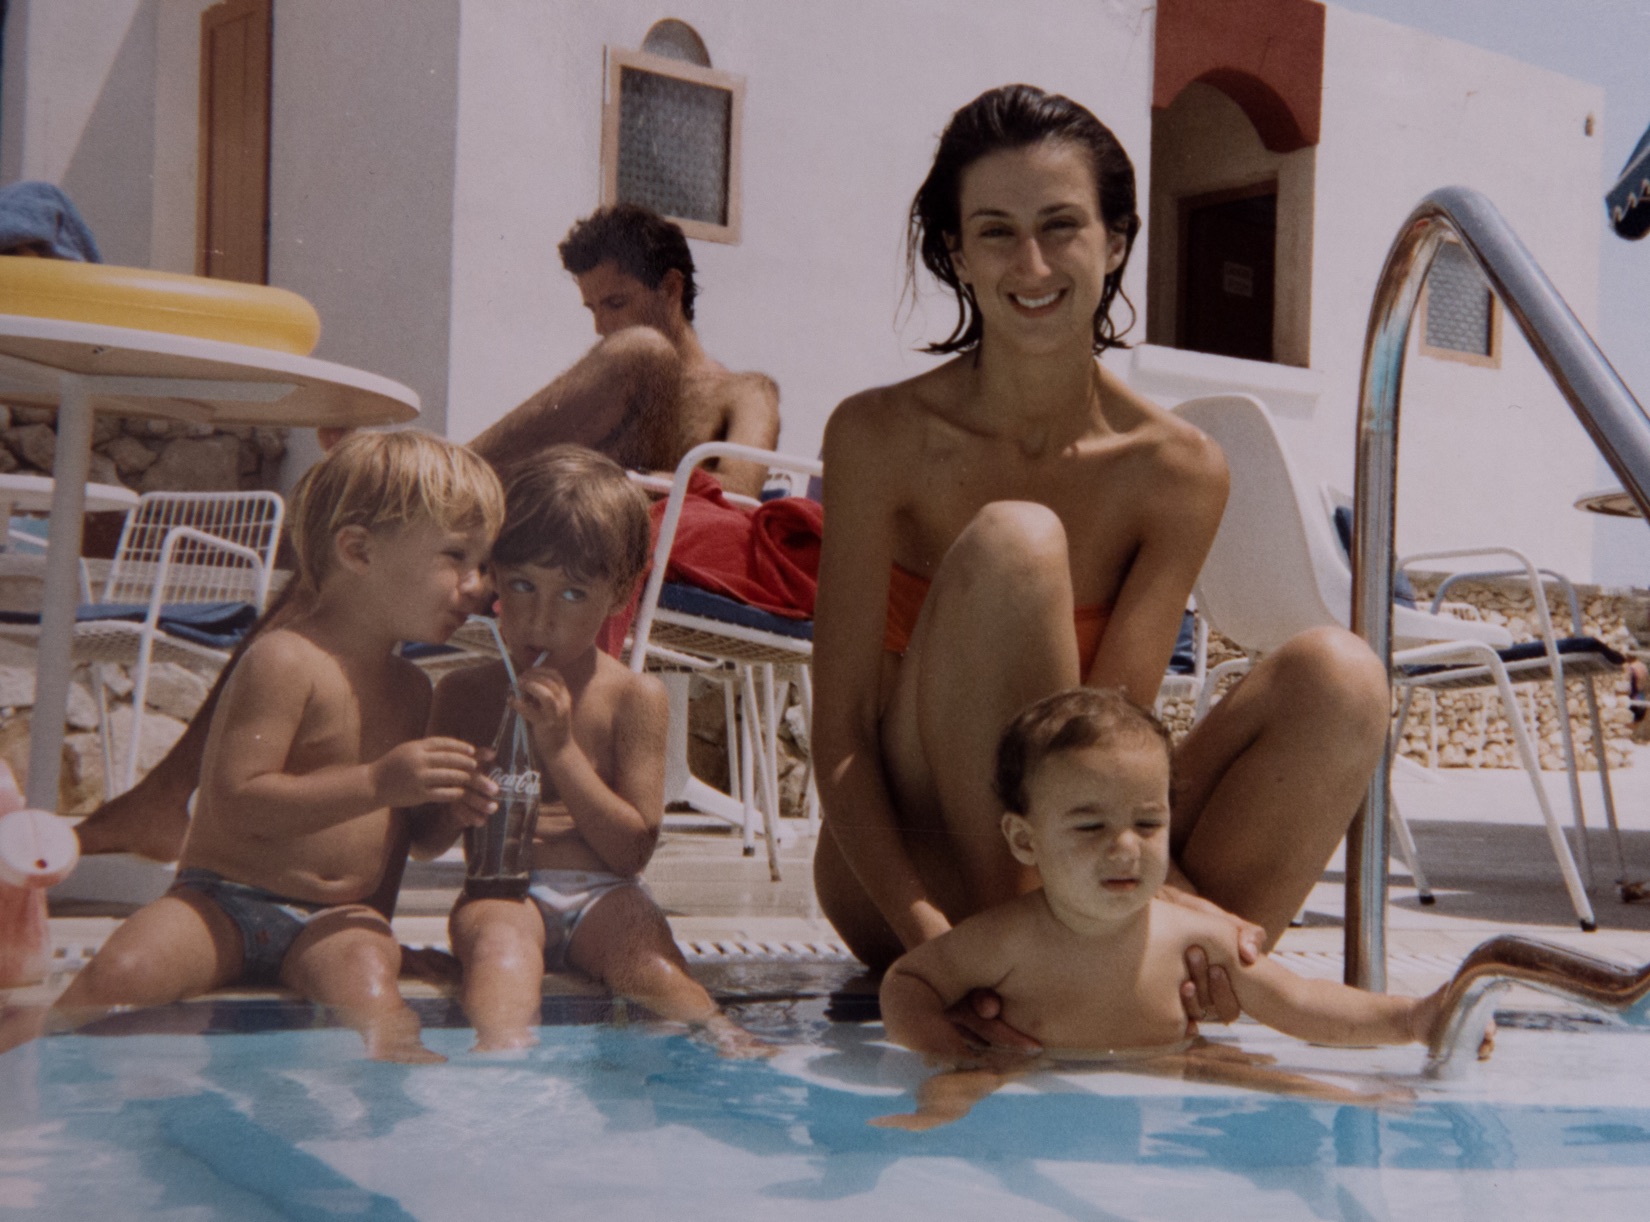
[
  {"xmin": 1426, "ymin": 935, "xmax": 1650, "ymax": 1078},
  {"xmin": 1348, "ymin": 187, "xmax": 1650, "ymax": 989}
]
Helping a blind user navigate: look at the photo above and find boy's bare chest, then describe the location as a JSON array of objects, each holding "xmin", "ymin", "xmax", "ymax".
[{"xmin": 291, "ymin": 668, "xmax": 417, "ymax": 768}]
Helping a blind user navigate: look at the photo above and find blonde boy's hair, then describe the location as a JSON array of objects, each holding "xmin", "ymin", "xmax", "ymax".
[{"xmin": 289, "ymin": 429, "xmax": 505, "ymax": 590}]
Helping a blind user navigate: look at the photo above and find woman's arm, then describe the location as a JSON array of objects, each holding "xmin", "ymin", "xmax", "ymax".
[
  {"xmin": 1085, "ymin": 425, "xmax": 1227, "ymax": 707},
  {"xmin": 812, "ymin": 393, "xmax": 951, "ymax": 950},
  {"xmin": 880, "ymin": 915, "xmax": 1023, "ymax": 1062}
]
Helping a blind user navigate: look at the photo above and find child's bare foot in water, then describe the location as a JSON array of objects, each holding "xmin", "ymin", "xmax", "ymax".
[
  {"xmin": 694, "ymin": 1014, "xmax": 776, "ymax": 1059},
  {"xmin": 359, "ymin": 1009, "xmax": 447, "ymax": 1065},
  {"xmin": 473, "ymin": 1025, "xmax": 539, "ymax": 1054}
]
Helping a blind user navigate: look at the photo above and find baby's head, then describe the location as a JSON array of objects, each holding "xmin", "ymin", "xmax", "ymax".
[
  {"xmin": 995, "ymin": 688, "xmax": 1173, "ymax": 921},
  {"xmin": 289, "ymin": 429, "xmax": 504, "ymax": 611},
  {"xmin": 489, "ymin": 445, "xmax": 652, "ymax": 666}
]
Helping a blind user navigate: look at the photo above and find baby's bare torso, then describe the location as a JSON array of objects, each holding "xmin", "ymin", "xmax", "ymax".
[
  {"xmin": 987, "ymin": 895, "xmax": 1226, "ymax": 1052},
  {"xmin": 184, "ymin": 629, "xmax": 426, "ymax": 904}
]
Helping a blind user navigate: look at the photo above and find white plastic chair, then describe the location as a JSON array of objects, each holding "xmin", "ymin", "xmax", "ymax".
[
  {"xmin": 628, "ymin": 442, "xmax": 822, "ymax": 882},
  {"xmin": 1172, "ymin": 393, "xmax": 1612, "ymax": 930},
  {"xmin": 75, "ymin": 491, "xmax": 284, "ymax": 795}
]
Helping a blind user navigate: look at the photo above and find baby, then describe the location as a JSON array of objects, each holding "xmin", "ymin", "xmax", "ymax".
[
  {"xmin": 878, "ymin": 687, "xmax": 1451, "ymax": 1125},
  {"xmin": 47, "ymin": 430, "xmax": 502, "ymax": 1063},
  {"xmin": 415, "ymin": 444, "xmax": 769, "ymax": 1056}
]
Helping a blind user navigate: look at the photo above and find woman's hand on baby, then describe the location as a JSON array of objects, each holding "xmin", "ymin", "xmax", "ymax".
[
  {"xmin": 943, "ymin": 988, "xmax": 1043, "ymax": 1056},
  {"xmin": 512, "ymin": 666, "xmax": 575, "ymax": 758},
  {"xmin": 371, "ymin": 736, "xmax": 480, "ymax": 808},
  {"xmin": 1159, "ymin": 884, "xmax": 1264, "ymax": 1027}
]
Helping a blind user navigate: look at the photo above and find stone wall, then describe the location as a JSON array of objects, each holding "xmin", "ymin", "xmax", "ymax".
[{"xmin": 0, "ymin": 406, "xmax": 288, "ymax": 493}]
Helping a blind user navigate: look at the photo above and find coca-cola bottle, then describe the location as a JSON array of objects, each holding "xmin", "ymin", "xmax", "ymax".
[{"xmin": 463, "ymin": 701, "xmax": 541, "ymax": 899}]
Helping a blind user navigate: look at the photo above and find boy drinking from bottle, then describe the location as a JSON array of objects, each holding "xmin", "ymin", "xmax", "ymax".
[
  {"xmin": 414, "ymin": 445, "xmax": 770, "ymax": 1056},
  {"xmin": 44, "ymin": 431, "xmax": 502, "ymax": 1063}
]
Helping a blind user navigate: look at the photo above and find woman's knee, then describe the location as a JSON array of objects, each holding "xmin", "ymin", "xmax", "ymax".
[
  {"xmin": 946, "ymin": 502, "xmax": 1070, "ymax": 594},
  {"xmin": 1269, "ymin": 626, "xmax": 1390, "ymax": 733}
]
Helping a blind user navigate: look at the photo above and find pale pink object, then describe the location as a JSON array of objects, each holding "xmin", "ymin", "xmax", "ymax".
[{"xmin": 0, "ymin": 760, "xmax": 76, "ymax": 987}]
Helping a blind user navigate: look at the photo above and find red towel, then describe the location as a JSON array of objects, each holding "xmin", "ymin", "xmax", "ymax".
[{"xmin": 595, "ymin": 470, "xmax": 824, "ymax": 657}]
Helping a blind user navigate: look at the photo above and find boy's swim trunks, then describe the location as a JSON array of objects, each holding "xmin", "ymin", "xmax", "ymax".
[
  {"xmin": 527, "ymin": 868, "xmax": 649, "ymax": 973},
  {"xmin": 171, "ymin": 867, "xmax": 330, "ymax": 986}
]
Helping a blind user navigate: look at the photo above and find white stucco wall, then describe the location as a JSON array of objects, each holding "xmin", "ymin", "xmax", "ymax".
[
  {"xmin": 269, "ymin": 0, "xmax": 461, "ymax": 472},
  {"xmin": 444, "ymin": 0, "xmax": 1158, "ymax": 459},
  {"xmin": 1308, "ymin": 6, "xmax": 1605, "ymax": 579},
  {"xmin": 1, "ymin": 0, "xmax": 158, "ymax": 265}
]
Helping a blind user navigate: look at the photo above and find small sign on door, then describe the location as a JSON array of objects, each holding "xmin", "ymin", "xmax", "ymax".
[{"xmin": 1222, "ymin": 261, "xmax": 1255, "ymax": 298}]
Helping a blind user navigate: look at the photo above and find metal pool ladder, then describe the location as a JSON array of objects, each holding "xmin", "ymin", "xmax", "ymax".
[
  {"xmin": 1427, "ymin": 935, "xmax": 1650, "ymax": 1078},
  {"xmin": 1348, "ymin": 186, "xmax": 1650, "ymax": 990}
]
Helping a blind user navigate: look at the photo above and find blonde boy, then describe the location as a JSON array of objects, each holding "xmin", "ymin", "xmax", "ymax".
[
  {"xmin": 879, "ymin": 688, "xmax": 1450, "ymax": 1124},
  {"xmin": 52, "ymin": 431, "xmax": 502, "ymax": 1063},
  {"xmin": 415, "ymin": 445, "xmax": 767, "ymax": 1056}
]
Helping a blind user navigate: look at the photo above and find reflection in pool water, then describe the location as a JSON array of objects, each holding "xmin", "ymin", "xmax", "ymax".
[{"xmin": 2, "ymin": 990, "xmax": 1649, "ymax": 1221}]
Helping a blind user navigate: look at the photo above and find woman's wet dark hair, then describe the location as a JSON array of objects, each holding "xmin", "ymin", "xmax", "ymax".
[{"xmin": 909, "ymin": 84, "xmax": 1141, "ymax": 355}]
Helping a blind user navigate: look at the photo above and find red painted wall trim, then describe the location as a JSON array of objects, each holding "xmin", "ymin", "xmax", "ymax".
[{"xmin": 1153, "ymin": 0, "xmax": 1325, "ymax": 152}]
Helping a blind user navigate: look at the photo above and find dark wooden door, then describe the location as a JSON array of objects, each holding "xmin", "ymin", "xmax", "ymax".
[
  {"xmin": 1181, "ymin": 190, "xmax": 1276, "ymax": 362},
  {"xmin": 197, "ymin": 0, "xmax": 271, "ymax": 283}
]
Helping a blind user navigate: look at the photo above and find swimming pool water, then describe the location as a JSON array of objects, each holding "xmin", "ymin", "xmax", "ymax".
[{"xmin": 3, "ymin": 994, "xmax": 1649, "ymax": 1221}]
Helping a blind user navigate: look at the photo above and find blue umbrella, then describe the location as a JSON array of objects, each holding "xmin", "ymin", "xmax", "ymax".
[{"xmin": 1608, "ymin": 121, "xmax": 1650, "ymax": 239}]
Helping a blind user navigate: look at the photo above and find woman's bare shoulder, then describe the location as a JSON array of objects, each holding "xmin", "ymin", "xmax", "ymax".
[
  {"xmin": 1100, "ymin": 377, "xmax": 1227, "ymax": 502},
  {"xmin": 826, "ymin": 363, "xmax": 965, "ymax": 454}
]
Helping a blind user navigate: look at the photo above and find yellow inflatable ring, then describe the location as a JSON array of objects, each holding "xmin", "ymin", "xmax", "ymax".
[{"xmin": 0, "ymin": 256, "xmax": 321, "ymax": 355}]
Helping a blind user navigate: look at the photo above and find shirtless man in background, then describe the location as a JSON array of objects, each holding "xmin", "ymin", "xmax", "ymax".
[
  {"xmin": 471, "ymin": 203, "xmax": 779, "ymax": 497},
  {"xmin": 76, "ymin": 203, "xmax": 781, "ymax": 861}
]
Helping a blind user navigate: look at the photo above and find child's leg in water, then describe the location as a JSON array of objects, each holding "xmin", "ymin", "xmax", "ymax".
[
  {"xmin": 871, "ymin": 1065, "xmax": 1026, "ymax": 1131},
  {"xmin": 567, "ymin": 887, "xmax": 773, "ymax": 1058},
  {"xmin": 282, "ymin": 907, "xmax": 445, "ymax": 1065},
  {"xmin": 448, "ymin": 897, "xmax": 548, "ymax": 1052}
]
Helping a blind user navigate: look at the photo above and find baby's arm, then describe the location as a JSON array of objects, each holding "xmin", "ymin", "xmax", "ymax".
[
  {"xmin": 881, "ymin": 910, "xmax": 1028, "ymax": 1065},
  {"xmin": 1229, "ymin": 946, "xmax": 1440, "ymax": 1047},
  {"xmin": 517, "ymin": 664, "xmax": 667, "ymax": 876},
  {"xmin": 208, "ymin": 634, "xmax": 479, "ymax": 835}
]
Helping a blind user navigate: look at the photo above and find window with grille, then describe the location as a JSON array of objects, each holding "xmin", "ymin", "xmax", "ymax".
[
  {"xmin": 1421, "ymin": 242, "xmax": 1499, "ymax": 365},
  {"xmin": 601, "ymin": 45, "xmax": 743, "ymax": 244}
]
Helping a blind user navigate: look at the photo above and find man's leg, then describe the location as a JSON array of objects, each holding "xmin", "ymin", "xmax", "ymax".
[
  {"xmin": 74, "ymin": 580, "xmax": 312, "ymax": 860},
  {"xmin": 469, "ymin": 326, "xmax": 683, "ymax": 477}
]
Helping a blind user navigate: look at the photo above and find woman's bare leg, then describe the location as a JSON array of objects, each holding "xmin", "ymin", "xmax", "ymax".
[
  {"xmin": 814, "ymin": 502, "xmax": 1083, "ymax": 969},
  {"xmin": 449, "ymin": 897, "xmax": 547, "ymax": 1052},
  {"xmin": 1171, "ymin": 626, "xmax": 1390, "ymax": 946},
  {"xmin": 74, "ymin": 581, "xmax": 313, "ymax": 860}
]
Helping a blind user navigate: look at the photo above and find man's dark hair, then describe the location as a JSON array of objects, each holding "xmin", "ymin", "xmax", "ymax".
[
  {"xmin": 558, "ymin": 203, "xmax": 698, "ymax": 323},
  {"xmin": 994, "ymin": 687, "xmax": 1171, "ymax": 815}
]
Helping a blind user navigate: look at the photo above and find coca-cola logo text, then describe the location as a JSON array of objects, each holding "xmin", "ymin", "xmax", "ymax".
[{"xmin": 489, "ymin": 768, "xmax": 541, "ymax": 798}]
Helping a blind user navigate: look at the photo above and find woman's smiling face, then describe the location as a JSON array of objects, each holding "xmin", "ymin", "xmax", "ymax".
[{"xmin": 947, "ymin": 140, "xmax": 1125, "ymax": 355}]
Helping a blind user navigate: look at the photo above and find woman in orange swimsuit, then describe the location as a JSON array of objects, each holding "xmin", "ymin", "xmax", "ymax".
[{"xmin": 810, "ymin": 86, "xmax": 1390, "ymax": 1026}]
